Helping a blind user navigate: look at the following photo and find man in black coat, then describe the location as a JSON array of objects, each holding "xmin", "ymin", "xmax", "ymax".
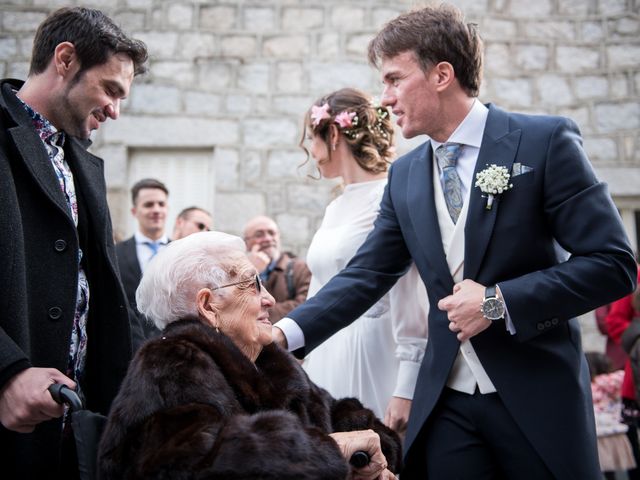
[{"xmin": 0, "ymin": 7, "xmax": 148, "ymax": 478}]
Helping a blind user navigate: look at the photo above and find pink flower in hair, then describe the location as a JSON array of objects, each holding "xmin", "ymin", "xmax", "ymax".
[
  {"xmin": 335, "ymin": 111, "xmax": 356, "ymax": 129},
  {"xmin": 311, "ymin": 102, "xmax": 331, "ymax": 127}
]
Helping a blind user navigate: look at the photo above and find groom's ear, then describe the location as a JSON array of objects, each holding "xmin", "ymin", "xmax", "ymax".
[{"xmin": 433, "ymin": 61, "xmax": 455, "ymax": 92}]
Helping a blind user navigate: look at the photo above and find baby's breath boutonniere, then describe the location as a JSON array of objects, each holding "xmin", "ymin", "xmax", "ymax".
[{"xmin": 474, "ymin": 164, "xmax": 513, "ymax": 210}]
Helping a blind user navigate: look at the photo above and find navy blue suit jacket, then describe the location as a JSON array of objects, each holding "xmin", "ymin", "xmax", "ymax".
[{"xmin": 288, "ymin": 104, "xmax": 637, "ymax": 478}]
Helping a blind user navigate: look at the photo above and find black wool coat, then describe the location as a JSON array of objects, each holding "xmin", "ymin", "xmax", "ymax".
[
  {"xmin": 98, "ymin": 319, "xmax": 402, "ymax": 479},
  {"xmin": 0, "ymin": 79, "xmax": 133, "ymax": 478}
]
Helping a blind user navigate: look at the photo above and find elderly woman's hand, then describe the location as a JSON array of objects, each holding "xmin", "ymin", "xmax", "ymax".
[{"xmin": 329, "ymin": 429, "xmax": 392, "ymax": 480}]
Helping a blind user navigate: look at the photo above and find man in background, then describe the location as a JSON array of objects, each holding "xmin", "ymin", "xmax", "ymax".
[
  {"xmin": 0, "ymin": 7, "xmax": 147, "ymax": 476},
  {"xmin": 243, "ymin": 215, "xmax": 311, "ymax": 323},
  {"xmin": 172, "ymin": 206, "xmax": 212, "ymax": 240},
  {"xmin": 116, "ymin": 178, "xmax": 168, "ymax": 341}
]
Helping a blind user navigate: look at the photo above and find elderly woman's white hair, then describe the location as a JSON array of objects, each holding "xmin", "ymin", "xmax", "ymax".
[{"xmin": 136, "ymin": 231, "xmax": 246, "ymax": 330}]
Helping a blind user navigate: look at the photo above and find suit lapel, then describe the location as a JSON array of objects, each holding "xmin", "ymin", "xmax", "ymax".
[
  {"xmin": 464, "ymin": 104, "xmax": 522, "ymax": 280},
  {"xmin": 407, "ymin": 142, "xmax": 454, "ymax": 291}
]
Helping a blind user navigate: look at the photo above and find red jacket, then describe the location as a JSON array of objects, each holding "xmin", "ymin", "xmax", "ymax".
[{"xmin": 606, "ymin": 268, "xmax": 640, "ymax": 399}]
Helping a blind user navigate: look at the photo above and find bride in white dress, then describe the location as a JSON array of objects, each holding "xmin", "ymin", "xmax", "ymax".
[{"xmin": 301, "ymin": 88, "xmax": 428, "ymax": 434}]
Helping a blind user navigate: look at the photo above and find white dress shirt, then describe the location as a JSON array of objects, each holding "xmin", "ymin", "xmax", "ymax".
[{"xmin": 134, "ymin": 231, "xmax": 169, "ymax": 273}]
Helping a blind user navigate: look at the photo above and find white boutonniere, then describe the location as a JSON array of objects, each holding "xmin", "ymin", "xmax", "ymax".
[{"xmin": 474, "ymin": 164, "xmax": 513, "ymax": 210}]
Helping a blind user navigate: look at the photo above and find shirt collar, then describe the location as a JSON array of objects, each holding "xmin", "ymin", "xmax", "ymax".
[
  {"xmin": 430, "ymin": 99, "xmax": 488, "ymax": 152},
  {"xmin": 16, "ymin": 95, "xmax": 66, "ymax": 147},
  {"xmin": 135, "ymin": 231, "xmax": 169, "ymax": 245}
]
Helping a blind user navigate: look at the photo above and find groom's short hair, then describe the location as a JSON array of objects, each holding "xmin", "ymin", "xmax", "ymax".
[{"xmin": 368, "ymin": 4, "xmax": 483, "ymax": 97}]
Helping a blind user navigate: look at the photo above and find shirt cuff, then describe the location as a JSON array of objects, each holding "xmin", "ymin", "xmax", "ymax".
[
  {"xmin": 392, "ymin": 360, "xmax": 421, "ymax": 400},
  {"xmin": 496, "ymin": 284, "xmax": 516, "ymax": 335},
  {"xmin": 273, "ymin": 317, "xmax": 305, "ymax": 352}
]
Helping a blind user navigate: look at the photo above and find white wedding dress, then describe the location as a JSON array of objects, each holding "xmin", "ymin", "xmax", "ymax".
[{"xmin": 303, "ymin": 179, "xmax": 428, "ymax": 418}]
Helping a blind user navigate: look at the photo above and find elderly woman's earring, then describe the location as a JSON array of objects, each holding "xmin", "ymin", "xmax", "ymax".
[{"xmin": 331, "ymin": 143, "xmax": 337, "ymax": 151}]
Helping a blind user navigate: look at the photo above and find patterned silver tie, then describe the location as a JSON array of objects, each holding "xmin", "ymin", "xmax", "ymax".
[{"xmin": 435, "ymin": 143, "xmax": 464, "ymax": 223}]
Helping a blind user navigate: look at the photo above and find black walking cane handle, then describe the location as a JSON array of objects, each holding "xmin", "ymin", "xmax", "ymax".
[
  {"xmin": 48, "ymin": 383, "xmax": 83, "ymax": 411},
  {"xmin": 349, "ymin": 450, "xmax": 371, "ymax": 469}
]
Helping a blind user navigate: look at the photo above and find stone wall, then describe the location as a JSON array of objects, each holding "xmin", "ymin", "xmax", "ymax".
[{"xmin": 1, "ymin": 0, "xmax": 638, "ymax": 349}]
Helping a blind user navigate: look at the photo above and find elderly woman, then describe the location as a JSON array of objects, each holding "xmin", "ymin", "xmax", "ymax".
[{"xmin": 98, "ymin": 231, "xmax": 401, "ymax": 479}]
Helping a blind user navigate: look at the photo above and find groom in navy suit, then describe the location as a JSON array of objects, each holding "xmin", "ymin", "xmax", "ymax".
[{"xmin": 274, "ymin": 4, "xmax": 637, "ymax": 479}]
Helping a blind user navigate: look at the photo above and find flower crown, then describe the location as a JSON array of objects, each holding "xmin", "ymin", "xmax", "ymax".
[{"xmin": 310, "ymin": 102, "xmax": 390, "ymax": 141}]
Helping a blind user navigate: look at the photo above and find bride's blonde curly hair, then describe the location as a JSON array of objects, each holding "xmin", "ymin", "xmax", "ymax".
[{"xmin": 300, "ymin": 88, "xmax": 395, "ymax": 175}]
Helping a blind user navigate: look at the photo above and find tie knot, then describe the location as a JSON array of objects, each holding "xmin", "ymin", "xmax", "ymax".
[
  {"xmin": 145, "ymin": 241, "xmax": 161, "ymax": 255},
  {"xmin": 435, "ymin": 143, "xmax": 463, "ymax": 168}
]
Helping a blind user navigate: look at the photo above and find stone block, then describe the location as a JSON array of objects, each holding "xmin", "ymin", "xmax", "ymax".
[
  {"xmin": 184, "ymin": 91, "xmax": 222, "ymax": 115},
  {"xmin": 523, "ymin": 21, "xmax": 575, "ymax": 40},
  {"xmin": 200, "ymin": 5, "xmax": 237, "ymax": 31},
  {"xmin": 478, "ymin": 19, "xmax": 517, "ymax": 41},
  {"xmin": 113, "ymin": 11, "xmax": 146, "ymax": 32},
  {"xmin": 451, "ymin": 0, "xmax": 490, "ymax": 14},
  {"xmin": 346, "ymin": 34, "xmax": 374, "ymax": 57},
  {"xmin": 267, "ymin": 149, "xmax": 306, "ymax": 178},
  {"xmin": 609, "ymin": 74, "xmax": 629, "ymax": 99},
  {"xmin": 167, "ymin": 3, "xmax": 193, "ymax": 29},
  {"xmin": 557, "ymin": 46, "xmax": 600, "ymax": 72},
  {"xmin": 244, "ymin": 7, "xmax": 276, "ymax": 32},
  {"xmin": 282, "ymin": 7, "xmax": 323, "ymax": 31},
  {"xmin": 226, "ymin": 94, "xmax": 252, "ymax": 114},
  {"xmin": 125, "ymin": 0, "xmax": 153, "ymax": 7},
  {"xmin": 0, "ymin": 38, "xmax": 17, "ymax": 60},
  {"xmin": 238, "ymin": 63, "xmax": 270, "ymax": 93},
  {"xmin": 2, "ymin": 11, "xmax": 46, "ymax": 32},
  {"xmin": 18, "ymin": 35, "xmax": 33, "ymax": 57},
  {"xmin": 151, "ymin": 61, "xmax": 196, "ymax": 86},
  {"xmin": 514, "ymin": 44, "xmax": 549, "ymax": 71},
  {"xmin": 213, "ymin": 148, "xmax": 240, "ymax": 189},
  {"xmin": 574, "ymin": 76, "xmax": 608, "ymax": 99},
  {"xmin": 557, "ymin": 0, "xmax": 590, "ymax": 15},
  {"xmin": 583, "ymin": 136, "xmax": 619, "ymax": 162},
  {"xmin": 598, "ymin": 0, "xmax": 629, "ymax": 15},
  {"xmin": 276, "ymin": 62, "xmax": 304, "ymax": 93},
  {"xmin": 307, "ymin": 62, "xmax": 374, "ymax": 92},
  {"xmin": 276, "ymin": 213, "xmax": 310, "ymax": 246},
  {"xmin": 581, "ymin": 21, "xmax": 605, "ymax": 42},
  {"xmin": 135, "ymin": 31, "xmax": 178, "ymax": 58},
  {"xmin": 197, "ymin": 61, "xmax": 234, "ymax": 91},
  {"xmin": 263, "ymin": 35, "xmax": 310, "ymax": 58},
  {"xmin": 558, "ymin": 106, "xmax": 591, "ymax": 134},
  {"xmin": 214, "ymin": 193, "xmax": 266, "ymax": 236},
  {"xmin": 609, "ymin": 18, "xmax": 639, "ymax": 37},
  {"xmin": 596, "ymin": 167, "xmax": 640, "ymax": 196},
  {"xmin": 7, "ymin": 61, "xmax": 28, "ymax": 80},
  {"xmin": 287, "ymin": 182, "xmax": 335, "ymax": 212},
  {"xmin": 102, "ymin": 116, "xmax": 240, "ymax": 146},
  {"xmin": 595, "ymin": 102, "xmax": 640, "ymax": 133},
  {"xmin": 273, "ymin": 95, "xmax": 314, "ymax": 116},
  {"xmin": 331, "ymin": 7, "xmax": 365, "ymax": 30},
  {"xmin": 490, "ymin": 78, "xmax": 533, "ymax": 107},
  {"xmin": 243, "ymin": 118, "xmax": 298, "ymax": 148},
  {"xmin": 243, "ymin": 150, "xmax": 263, "ymax": 186},
  {"xmin": 221, "ymin": 36, "xmax": 258, "ymax": 58},
  {"xmin": 537, "ymin": 75, "xmax": 574, "ymax": 107},
  {"xmin": 129, "ymin": 84, "xmax": 182, "ymax": 114},
  {"xmin": 316, "ymin": 33, "xmax": 340, "ymax": 60},
  {"xmin": 179, "ymin": 33, "xmax": 216, "ymax": 59},
  {"xmin": 510, "ymin": 0, "xmax": 552, "ymax": 16},
  {"xmin": 484, "ymin": 43, "xmax": 511, "ymax": 74},
  {"xmin": 372, "ymin": 8, "xmax": 403, "ymax": 29},
  {"xmin": 93, "ymin": 145, "xmax": 128, "ymax": 187},
  {"xmin": 607, "ymin": 45, "xmax": 640, "ymax": 69}
]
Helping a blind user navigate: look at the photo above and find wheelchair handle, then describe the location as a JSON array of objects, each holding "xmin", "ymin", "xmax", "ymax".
[{"xmin": 48, "ymin": 383, "xmax": 83, "ymax": 411}]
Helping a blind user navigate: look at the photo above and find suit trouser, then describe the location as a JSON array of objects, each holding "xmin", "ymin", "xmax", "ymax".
[{"xmin": 403, "ymin": 387, "xmax": 554, "ymax": 480}]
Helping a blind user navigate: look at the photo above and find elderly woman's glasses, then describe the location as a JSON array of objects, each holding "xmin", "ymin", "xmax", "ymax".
[{"xmin": 212, "ymin": 274, "xmax": 262, "ymax": 293}]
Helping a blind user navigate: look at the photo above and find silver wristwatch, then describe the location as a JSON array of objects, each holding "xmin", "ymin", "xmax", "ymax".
[{"xmin": 481, "ymin": 285, "xmax": 505, "ymax": 321}]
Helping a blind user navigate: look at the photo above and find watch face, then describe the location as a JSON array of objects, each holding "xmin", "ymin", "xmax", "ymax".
[{"xmin": 482, "ymin": 298, "xmax": 505, "ymax": 320}]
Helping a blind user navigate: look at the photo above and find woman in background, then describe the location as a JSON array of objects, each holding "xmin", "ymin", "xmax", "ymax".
[{"xmin": 300, "ymin": 88, "xmax": 428, "ymax": 435}]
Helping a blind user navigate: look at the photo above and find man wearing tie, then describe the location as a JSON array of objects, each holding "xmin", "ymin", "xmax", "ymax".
[
  {"xmin": 116, "ymin": 178, "xmax": 169, "ymax": 342},
  {"xmin": 273, "ymin": 5, "xmax": 637, "ymax": 479}
]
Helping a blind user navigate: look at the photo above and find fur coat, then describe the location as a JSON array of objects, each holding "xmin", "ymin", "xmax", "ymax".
[{"xmin": 98, "ymin": 319, "xmax": 401, "ymax": 479}]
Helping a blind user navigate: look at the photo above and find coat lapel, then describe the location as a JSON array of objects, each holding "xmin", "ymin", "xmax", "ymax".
[
  {"xmin": 464, "ymin": 104, "xmax": 521, "ymax": 280},
  {"xmin": 407, "ymin": 142, "xmax": 454, "ymax": 292}
]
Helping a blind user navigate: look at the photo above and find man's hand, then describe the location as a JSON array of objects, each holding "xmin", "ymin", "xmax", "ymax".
[
  {"xmin": 0, "ymin": 367, "xmax": 75, "ymax": 433},
  {"xmin": 271, "ymin": 325, "xmax": 288, "ymax": 349},
  {"xmin": 384, "ymin": 396, "xmax": 411, "ymax": 436},
  {"xmin": 329, "ymin": 429, "xmax": 393, "ymax": 480},
  {"xmin": 437, "ymin": 279, "xmax": 490, "ymax": 342},
  {"xmin": 247, "ymin": 244, "xmax": 271, "ymax": 272}
]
